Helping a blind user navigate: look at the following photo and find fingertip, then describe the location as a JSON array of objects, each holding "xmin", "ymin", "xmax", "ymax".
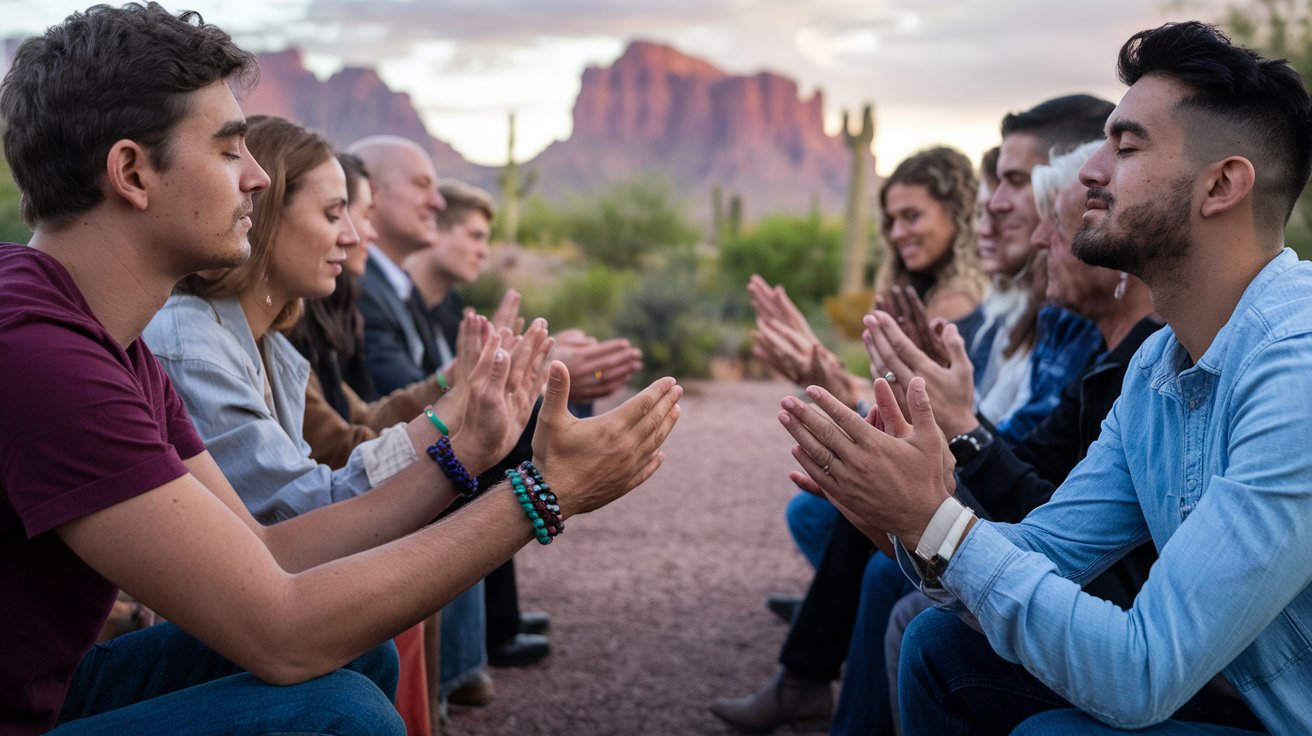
[
  {"xmin": 778, "ymin": 410, "xmax": 791, "ymax": 425},
  {"xmin": 804, "ymin": 385, "xmax": 821, "ymax": 400}
]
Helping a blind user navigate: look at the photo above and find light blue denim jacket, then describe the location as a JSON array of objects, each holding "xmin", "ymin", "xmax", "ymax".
[
  {"xmin": 143, "ymin": 294, "xmax": 373, "ymax": 522},
  {"xmin": 936, "ymin": 249, "xmax": 1312, "ymax": 732}
]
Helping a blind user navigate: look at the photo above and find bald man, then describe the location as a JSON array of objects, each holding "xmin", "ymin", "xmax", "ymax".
[
  {"xmin": 348, "ymin": 136, "xmax": 451, "ymax": 397},
  {"xmin": 349, "ymin": 137, "xmax": 552, "ymax": 693}
]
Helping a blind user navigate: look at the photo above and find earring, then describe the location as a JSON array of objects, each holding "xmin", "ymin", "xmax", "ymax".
[
  {"xmin": 263, "ymin": 272, "xmax": 273, "ymax": 307},
  {"xmin": 1114, "ymin": 271, "xmax": 1128, "ymax": 300}
]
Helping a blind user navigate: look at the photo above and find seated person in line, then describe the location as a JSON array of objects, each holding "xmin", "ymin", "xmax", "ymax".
[
  {"xmin": 843, "ymin": 139, "xmax": 1161, "ymax": 735},
  {"xmin": 745, "ymin": 146, "xmax": 990, "ymax": 573},
  {"xmin": 349, "ymin": 135, "xmax": 552, "ymax": 671},
  {"xmin": 285, "ymin": 152, "xmax": 449, "ymax": 471},
  {"xmin": 0, "ymin": 5, "xmax": 682, "ymax": 734},
  {"xmin": 716, "ymin": 104, "xmax": 1109, "ymax": 735},
  {"xmin": 405, "ymin": 177, "xmax": 644, "ymax": 418},
  {"xmin": 778, "ymin": 21, "xmax": 1311, "ymax": 734},
  {"xmin": 143, "ymin": 115, "xmax": 512, "ymax": 735},
  {"xmin": 401, "ymin": 176, "xmax": 649, "ymax": 680}
]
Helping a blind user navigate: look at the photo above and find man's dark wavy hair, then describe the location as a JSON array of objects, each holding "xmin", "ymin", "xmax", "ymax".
[
  {"xmin": 0, "ymin": 2, "xmax": 256, "ymax": 226},
  {"xmin": 1001, "ymin": 94, "xmax": 1114, "ymax": 158},
  {"xmin": 1118, "ymin": 21, "xmax": 1312, "ymax": 230}
]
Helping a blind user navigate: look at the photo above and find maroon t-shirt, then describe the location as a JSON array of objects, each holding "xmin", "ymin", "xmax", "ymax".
[{"xmin": 0, "ymin": 244, "xmax": 206, "ymax": 734}]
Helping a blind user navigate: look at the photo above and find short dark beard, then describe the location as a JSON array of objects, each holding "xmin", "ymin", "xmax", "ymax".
[{"xmin": 1072, "ymin": 175, "xmax": 1193, "ymax": 280}]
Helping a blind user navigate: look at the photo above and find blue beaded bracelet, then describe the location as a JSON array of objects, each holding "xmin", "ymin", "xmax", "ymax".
[{"xmin": 427, "ymin": 437, "xmax": 479, "ymax": 499}]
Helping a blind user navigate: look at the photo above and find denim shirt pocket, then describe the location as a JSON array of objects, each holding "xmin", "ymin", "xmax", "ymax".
[{"xmin": 1224, "ymin": 608, "xmax": 1312, "ymax": 691}]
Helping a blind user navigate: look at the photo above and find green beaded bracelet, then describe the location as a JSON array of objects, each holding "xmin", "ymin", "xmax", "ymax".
[
  {"xmin": 436, "ymin": 371, "xmax": 451, "ymax": 394},
  {"xmin": 423, "ymin": 404, "xmax": 449, "ymax": 436}
]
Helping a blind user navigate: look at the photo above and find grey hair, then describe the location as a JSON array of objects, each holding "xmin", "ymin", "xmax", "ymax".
[{"xmin": 1032, "ymin": 140, "xmax": 1103, "ymax": 220}]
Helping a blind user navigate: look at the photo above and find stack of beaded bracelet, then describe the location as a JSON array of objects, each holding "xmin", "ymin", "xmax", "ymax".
[
  {"xmin": 427, "ymin": 437, "xmax": 479, "ymax": 499},
  {"xmin": 506, "ymin": 461, "xmax": 563, "ymax": 545}
]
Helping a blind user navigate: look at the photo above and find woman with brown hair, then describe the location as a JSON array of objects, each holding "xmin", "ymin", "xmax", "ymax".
[{"xmin": 143, "ymin": 115, "xmax": 552, "ymax": 736}]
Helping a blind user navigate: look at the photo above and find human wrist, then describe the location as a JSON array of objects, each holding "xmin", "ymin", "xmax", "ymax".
[
  {"xmin": 911, "ymin": 496, "xmax": 976, "ymax": 584},
  {"xmin": 506, "ymin": 461, "xmax": 564, "ymax": 545},
  {"xmin": 939, "ymin": 408, "xmax": 981, "ymax": 439},
  {"xmin": 449, "ymin": 432, "xmax": 492, "ymax": 477}
]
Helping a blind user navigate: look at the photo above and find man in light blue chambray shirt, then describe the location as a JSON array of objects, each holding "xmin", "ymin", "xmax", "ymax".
[{"xmin": 775, "ymin": 21, "xmax": 1312, "ymax": 735}]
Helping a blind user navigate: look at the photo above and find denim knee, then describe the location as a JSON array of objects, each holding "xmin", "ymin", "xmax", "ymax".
[
  {"xmin": 295, "ymin": 669, "xmax": 406, "ymax": 736},
  {"xmin": 346, "ymin": 639, "xmax": 400, "ymax": 702},
  {"xmin": 785, "ymin": 491, "xmax": 839, "ymax": 568}
]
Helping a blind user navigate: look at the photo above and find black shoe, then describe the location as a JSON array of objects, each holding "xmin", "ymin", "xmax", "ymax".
[
  {"xmin": 519, "ymin": 610, "xmax": 551, "ymax": 635},
  {"xmin": 488, "ymin": 633, "xmax": 550, "ymax": 667},
  {"xmin": 765, "ymin": 594, "xmax": 802, "ymax": 624}
]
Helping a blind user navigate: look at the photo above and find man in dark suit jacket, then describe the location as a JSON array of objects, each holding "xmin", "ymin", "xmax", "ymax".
[{"xmin": 350, "ymin": 137, "xmax": 551, "ymax": 685}]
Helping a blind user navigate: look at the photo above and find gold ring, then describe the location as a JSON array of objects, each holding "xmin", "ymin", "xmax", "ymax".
[{"xmin": 594, "ymin": 369, "xmax": 604, "ymax": 380}]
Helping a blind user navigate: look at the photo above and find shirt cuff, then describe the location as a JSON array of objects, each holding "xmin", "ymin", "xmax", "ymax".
[
  {"xmin": 941, "ymin": 521, "xmax": 1023, "ymax": 612},
  {"xmin": 360, "ymin": 423, "xmax": 419, "ymax": 487}
]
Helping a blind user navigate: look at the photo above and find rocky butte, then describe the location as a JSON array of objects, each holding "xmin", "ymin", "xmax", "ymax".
[{"xmin": 240, "ymin": 41, "xmax": 871, "ymax": 225}]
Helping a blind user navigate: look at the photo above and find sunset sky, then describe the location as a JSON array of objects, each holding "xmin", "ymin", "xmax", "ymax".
[{"xmin": 3, "ymin": 0, "xmax": 1233, "ymax": 174}]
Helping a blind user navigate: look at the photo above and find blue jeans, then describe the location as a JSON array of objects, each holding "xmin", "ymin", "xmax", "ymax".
[
  {"xmin": 440, "ymin": 580, "xmax": 488, "ymax": 696},
  {"xmin": 785, "ymin": 491, "xmax": 840, "ymax": 569},
  {"xmin": 831, "ymin": 552, "xmax": 917, "ymax": 736},
  {"xmin": 52, "ymin": 622, "xmax": 403, "ymax": 735},
  {"xmin": 899, "ymin": 609, "xmax": 1266, "ymax": 736}
]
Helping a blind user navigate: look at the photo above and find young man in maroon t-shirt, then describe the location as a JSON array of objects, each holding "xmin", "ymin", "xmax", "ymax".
[{"xmin": 0, "ymin": 4, "xmax": 681, "ymax": 734}]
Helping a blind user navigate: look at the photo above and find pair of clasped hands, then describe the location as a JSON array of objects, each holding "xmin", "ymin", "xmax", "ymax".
[
  {"xmin": 428, "ymin": 289, "xmax": 680, "ymax": 520},
  {"xmin": 747, "ymin": 275, "xmax": 982, "ymax": 554}
]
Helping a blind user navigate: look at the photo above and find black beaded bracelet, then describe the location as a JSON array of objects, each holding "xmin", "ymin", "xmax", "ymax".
[{"xmin": 427, "ymin": 437, "xmax": 479, "ymax": 499}]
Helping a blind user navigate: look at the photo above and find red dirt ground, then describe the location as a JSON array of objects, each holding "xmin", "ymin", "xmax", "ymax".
[{"xmin": 451, "ymin": 378, "xmax": 817, "ymax": 735}]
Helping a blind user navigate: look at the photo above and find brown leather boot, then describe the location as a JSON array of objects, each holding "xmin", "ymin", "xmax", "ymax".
[{"xmin": 709, "ymin": 668, "xmax": 832, "ymax": 733}]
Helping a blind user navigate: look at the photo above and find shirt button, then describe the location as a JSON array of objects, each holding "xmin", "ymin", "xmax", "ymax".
[
  {"xmin": 1189, "ymin": 400, "xmax": 1198, "ymax": 409},
  {"xmin": 1187, "ymin": 479, "xmax": 1197, "ymax": 490}
]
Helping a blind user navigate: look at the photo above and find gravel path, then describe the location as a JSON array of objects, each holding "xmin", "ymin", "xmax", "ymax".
[{"xmin": 453, "ymin": 378, "xmax": 816, "ymax": 735}]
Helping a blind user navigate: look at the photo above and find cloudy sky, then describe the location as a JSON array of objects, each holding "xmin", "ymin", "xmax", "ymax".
[{"xmin": 3, "ymin": 0, "xmax": 1233, "ymax": 174}]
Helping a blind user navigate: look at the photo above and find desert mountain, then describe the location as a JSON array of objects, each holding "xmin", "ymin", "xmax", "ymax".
[{"xmin": 241, "ymin": 42, "xmax": 870, "ymax": 223}]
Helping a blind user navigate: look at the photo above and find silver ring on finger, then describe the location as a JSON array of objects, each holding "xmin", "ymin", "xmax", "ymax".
[{"xmin": 884, "ymin": 370, "xmax": 897, "ymax": 384}]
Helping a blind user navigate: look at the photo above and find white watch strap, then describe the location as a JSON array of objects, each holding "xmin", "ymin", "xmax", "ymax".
[
  {"xmin": 937, "ymin": 505, "xmax": 976, "ymax": 562},
  {"xmin": 915, "ymin": 496, "xmax": 965, "ymax": 561}
]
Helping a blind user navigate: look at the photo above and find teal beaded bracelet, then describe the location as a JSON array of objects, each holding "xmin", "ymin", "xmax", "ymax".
[{"xmin": 506, "ymin": 462, "xmax": 562, "ymax": 545}]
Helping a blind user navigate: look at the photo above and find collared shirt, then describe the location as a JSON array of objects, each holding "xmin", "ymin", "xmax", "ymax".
[
  {"xmin": 363, "ymin": 246, "xmax": 454, "ymax": 370},
  {"xmin": 933, "ymin": 249, "xmax": 1312, "ymax": 731},
  {"xmin": 143, "ymin": 294, "xmax": 411, "ymax": 522},
  {"xmin": 368, "ymin": 242, "xmax": 413, "ymax": 301}
]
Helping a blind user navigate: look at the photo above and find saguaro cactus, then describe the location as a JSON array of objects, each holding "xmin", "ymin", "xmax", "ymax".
[
  {"xmin": 497, "ymin": 112, "xmax": 536, "ymax": 243},
  {"xmin": 840, "ymin": 104, "xmax": 875, "ymax": 293}
]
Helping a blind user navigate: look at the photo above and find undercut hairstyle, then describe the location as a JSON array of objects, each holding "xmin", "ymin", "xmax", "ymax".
[
  {"xmin": 1032, "ymin": 140, "xmax": 1102, "ymax": 221},
  {"xmin": 436, "ymin": 179, "xmax": 496, "ymax": 231},
  {"xmin": 1, "ymin": 2, "xmax": 256, "ymax": 226},
  {"xmin": 1001, "ymin": 94, "xmax": 1115, "ymax": 158},
  {"xmin": 1118, "ymin": 21, "xmax": 1312, "ymax": 232},
  {"xmin": 875, "ymin": 146, "xmax": 987, "ymax": 306},
  {"xmin": 181, "ymin": 116, "xmax": 335, "ymax": 332}
]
